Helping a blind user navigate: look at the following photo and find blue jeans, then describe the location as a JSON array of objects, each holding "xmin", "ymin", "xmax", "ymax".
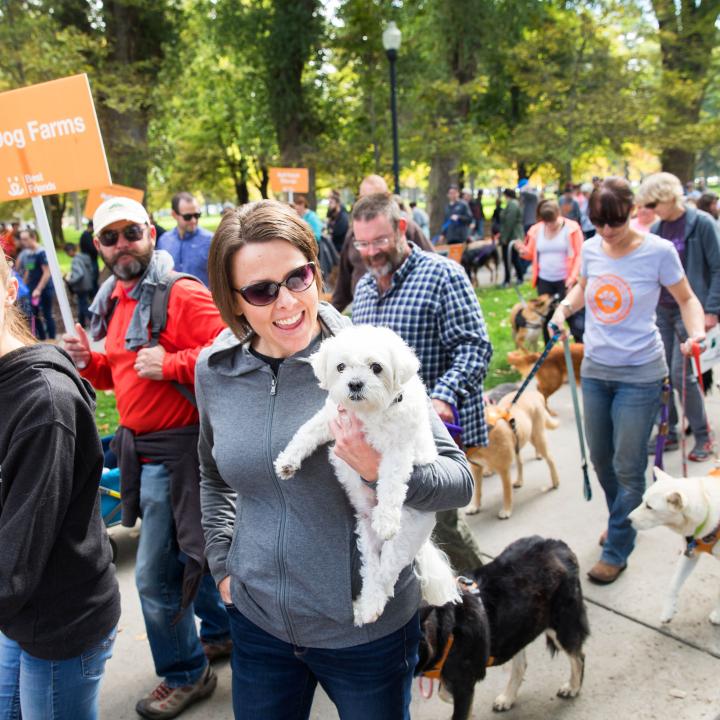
[
  {"xmin": 30, "ymin": 287, "xmax": 56, "ymax": 340},
  {"xmin": 0, "ymin": 629, "xmax": 115, "ymax": 720},
  {"xmin": 227, "ymin": 606, "xmax": 421, "ymax": 720},
  {"xmin": 582, "ymin": 377, "xmax": 662, "ymax": 566},
  {"xmin": 656, "ymin": 304, "xmax": 709, "ymax": 442},
  {"xmin": 136, "ymin": 463, "xmax": 229, "ymax": 687}
]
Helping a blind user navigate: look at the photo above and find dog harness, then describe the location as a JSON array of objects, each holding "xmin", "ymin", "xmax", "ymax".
[
  {"xmin": 685, "ymin": 518, "xmax": 720, "ymax": 556},
  {"xmin": 485, "ymin": 405, "xmax": 520, "ymax": 454}
]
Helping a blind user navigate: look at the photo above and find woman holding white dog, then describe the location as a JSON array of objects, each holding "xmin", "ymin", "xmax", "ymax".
[
  {"xmin": 550, "ymin": 177, "xmax": 706, "ymax": 585},
  {"xmin": 196, "ymin": 200, "xmax": 473, "ymax": 719}
]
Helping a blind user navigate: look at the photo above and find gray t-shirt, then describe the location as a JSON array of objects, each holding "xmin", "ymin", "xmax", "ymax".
[{"xmin": 580, "ymin": 233, "xmax": 684, "ymax": 375}]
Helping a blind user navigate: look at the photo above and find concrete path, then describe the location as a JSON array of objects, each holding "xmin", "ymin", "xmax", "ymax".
[{"xmin": 99, "ymin": 384, "xmax": 720, "ymax": 719}]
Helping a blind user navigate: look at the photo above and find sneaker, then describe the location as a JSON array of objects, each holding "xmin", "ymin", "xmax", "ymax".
[
  {"xmin": 202, "ymin": 638, "xmax": 233, "ymax": 663},
  {"xmin": 136, "ymin": 665, "xmax": 217, "ymax": 719},
  {"xmin": 688, "ymin": 440, "xmax": 713, "ymax": 463},
  {"xmin": 647, "ymin": 433, "xmax": 678, "ymax": 454}
]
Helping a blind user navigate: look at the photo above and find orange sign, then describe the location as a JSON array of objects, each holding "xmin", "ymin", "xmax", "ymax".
[
  {"xmin": 269, "ymin": 167, "xmax": 309, "ymax": 193},
  {"xmin": 84, "ymin": 184, "xmax": 145, "ymax": 218},
  {"xmin": 0, "ymin": 74, "xmax": 110, "ymax": 203}
]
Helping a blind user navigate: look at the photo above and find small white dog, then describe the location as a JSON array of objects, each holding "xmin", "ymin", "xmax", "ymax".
[
  {"xmin": 275, "ymin": 325, "xmax": 460, "ymax": 626},
  {"xmin": 629, "ymin": 467, "xmax": 720, "ymax": 625}
]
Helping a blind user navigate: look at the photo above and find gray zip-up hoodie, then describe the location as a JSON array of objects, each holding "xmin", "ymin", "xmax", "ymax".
[{"xmin": 196, "ymin": 302, "xmax": 473, "ymax": 649}]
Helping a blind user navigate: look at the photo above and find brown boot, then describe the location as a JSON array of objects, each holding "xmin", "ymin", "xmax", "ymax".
[{"xmin": 587, "ymin": 560, "xmax": 626, "ymax": 585}]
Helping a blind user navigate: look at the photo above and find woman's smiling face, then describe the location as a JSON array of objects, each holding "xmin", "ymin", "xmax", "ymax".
[{"xmin": 231, "ymin": 239, "xmax": 320, "ymax": 359}]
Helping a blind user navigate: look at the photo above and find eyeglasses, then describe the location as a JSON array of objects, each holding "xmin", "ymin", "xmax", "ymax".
[
  {"xmin": 643, "ymin": 202, "xmax": 658, "ymax": 210},
  {"xmin": 353, "ymin": 237, "xmax": 391, "ymax": 251},
  {"xmin": 233, "ymin": 262, "xmax": 316, "ymax": 306},
  {"xmin": 180, "ymin": 213, "xmax": 201, "ymax": 221},
  {"xmin": 98, "ymin": 224, "xmax": 145, "ymax": 247}
]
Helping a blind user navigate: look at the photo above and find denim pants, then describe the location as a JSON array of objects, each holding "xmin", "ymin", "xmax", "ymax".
[
  {"xmin": 656, "ymin": 304, "xmax": 709, "ymax": 442},
  {"xmin": 30, "ymin": 288, "xmax": 56, "ymax": 340},
  {"xmin": 227, "ymin": 606, "xmax": 421, "ymax": 720},
  {"xmin": 582, "ymin": 377, "xmax": 662, "ymax": 566},
  {"xmin": 0, "ymin": 629, "xmax": 115, "ymax": 720},
  {"xmin": 74, "ymin": 291, "xmax": 90, "ymax": 328},
  {"xmin": 136, "ymin": 463, "xmax": 229, "ymax": 687}
]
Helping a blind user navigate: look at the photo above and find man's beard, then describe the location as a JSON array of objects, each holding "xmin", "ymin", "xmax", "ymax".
[
  {"xmin": 107, "ymin": 246, "xmax": 153, "ymax": 281},
  {"xmin": 365, "ymin": 245, "xmax": 404, "ymax": 279}
]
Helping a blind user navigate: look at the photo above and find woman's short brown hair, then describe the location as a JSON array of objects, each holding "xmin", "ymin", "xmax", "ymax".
[
  {"xmin": 588, "ymin": 176, "xmax": 634, "ymax": 228},
  {"xmin": 208, "ymin": 200, "xmax": 322, "ymax": 340},
  {"xmin": 537, "ymin": 199, "xmax": 560, "ymax": 223}
]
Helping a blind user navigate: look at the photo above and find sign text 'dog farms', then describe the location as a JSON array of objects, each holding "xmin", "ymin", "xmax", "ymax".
[
  {"xmin": 269, "ymin": 167, "xmax": 309, "ymax": 193},
  {"xmin": 0, "ymin": 74, "xmax": 110, "ymax": 202}
]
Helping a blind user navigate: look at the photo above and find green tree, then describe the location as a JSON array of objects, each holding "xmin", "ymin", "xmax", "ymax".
[{"xmin": 650, "ymin": 0, "xmax": 720, "ymax": 182}]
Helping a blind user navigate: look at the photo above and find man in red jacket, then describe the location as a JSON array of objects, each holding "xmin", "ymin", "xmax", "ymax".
[{"xmin": 63, "ymin": 197, "xmax": 228, "ymax": 719}]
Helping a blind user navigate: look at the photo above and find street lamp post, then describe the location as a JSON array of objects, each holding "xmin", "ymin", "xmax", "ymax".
[{"xmin": 382, "ymin": 21, "xmax": 402, "ymax": 196}]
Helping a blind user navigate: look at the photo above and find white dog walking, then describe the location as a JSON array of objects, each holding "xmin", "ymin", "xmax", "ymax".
[
  {"xmin": 275, "ymin": 325, "xmax": 459, "ymax": 626},
  {"xmin": 629, "ymin": 467, "xmax": 720, "ymax": 625}
]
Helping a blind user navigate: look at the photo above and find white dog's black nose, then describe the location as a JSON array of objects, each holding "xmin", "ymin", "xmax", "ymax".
[{"xmin": 348, "ymin": 380, "xmax": 364, "ymax": 393}]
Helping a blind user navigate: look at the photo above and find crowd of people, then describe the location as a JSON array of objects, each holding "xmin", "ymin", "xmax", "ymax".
[{"xmin": 0, "ymin": 168, "xmax": 717, "ymax": 719}]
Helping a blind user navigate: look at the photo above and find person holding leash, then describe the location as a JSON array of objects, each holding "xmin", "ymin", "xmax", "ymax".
[
  {"xmin": 550, "ymin": 177, "xmax": 705, "ymax": 585},
  {"xmin": 197, "ymin": 200, "xmax": 473, "ymax": 720},
  {"xmin": 636, "ymin": 172, "xmax": 720, "ymax": 462},
  {"xmin": 0, "ymin": 253, "xmax": 120, "ymax": 719}
]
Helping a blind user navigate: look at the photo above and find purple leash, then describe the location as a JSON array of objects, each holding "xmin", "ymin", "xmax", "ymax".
[{"xmin": 654, "ymin": 378, "xmax": 671, "ymax": 471}]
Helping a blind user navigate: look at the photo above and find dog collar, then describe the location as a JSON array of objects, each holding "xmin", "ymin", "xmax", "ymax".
[{"xmin": 685, "ymin": 521, "xmax": 720, "ymax": 556}]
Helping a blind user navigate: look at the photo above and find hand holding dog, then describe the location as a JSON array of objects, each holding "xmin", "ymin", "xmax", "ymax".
[{"xmin": 331, "ymin": 408, "xmax": 381, "ymax": 482}]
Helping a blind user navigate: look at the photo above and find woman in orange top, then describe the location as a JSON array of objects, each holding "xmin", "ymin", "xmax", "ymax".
[{"xmin": 519, "ymin": 198, "xmax": 585, "ymax": 341}]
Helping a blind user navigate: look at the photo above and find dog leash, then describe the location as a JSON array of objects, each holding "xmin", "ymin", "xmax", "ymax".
[
  {"xmin": 509, "ymin": 329, "xmax": 561, "ymax": 408},
  {"xmin": 653, "ymin": 378, "xmax": 672, "ymax": 471},
  {"xmin": 562, "ymin": 335, "xmax": 592, "ymax": 501}
]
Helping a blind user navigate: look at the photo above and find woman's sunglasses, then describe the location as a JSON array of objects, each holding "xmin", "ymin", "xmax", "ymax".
[
  {"xmin": 589, "ymin": 217, "xmax": 627, "ymax": 229},
  {"xmin": 642, "ymin": 202, "xmax": 658, "ymax": 210},
  {"xmin": 98, "ymin": 224, "xmax": 145, "ymax": 247},
  {"xmin": 234, "ymin": 262, "xmax": 316, "ymax": 306}
]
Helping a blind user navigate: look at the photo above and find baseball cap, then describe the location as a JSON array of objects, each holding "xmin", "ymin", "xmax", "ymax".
[
  {"xmin": 93, "ymin": 197, "xmax": 150, "ymax": 235},
  {"xmin": 517, "ymin": 178, "xmax": 529, "ymax": 189}
]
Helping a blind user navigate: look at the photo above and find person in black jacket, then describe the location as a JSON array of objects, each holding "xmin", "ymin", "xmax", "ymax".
[{"xmin": 0, "ymin": 252, "xmax": 120, "ymax": 719}]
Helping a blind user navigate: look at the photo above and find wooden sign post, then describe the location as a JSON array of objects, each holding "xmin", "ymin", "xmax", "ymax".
[{"xmin": 0, "ymin": 73, "xmax": 111, "ymax": 335}]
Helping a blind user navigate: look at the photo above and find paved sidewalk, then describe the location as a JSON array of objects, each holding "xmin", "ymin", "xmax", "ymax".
[{"xmin": 99, "ymin": 384, "xmax": 720, "ymax": 719}]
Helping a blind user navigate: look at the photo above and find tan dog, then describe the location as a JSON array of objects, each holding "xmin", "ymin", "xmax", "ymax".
[
  {"xmin": 507, "ymin": 344, "xmax": 583, "ymax": 411},
  {"xmin": 510, "ymin": 295, "xmax": 557, "ymax": 352},
  {"xmin": 465, "ymin": 389, "xmax": 560, "ymax": 519}
]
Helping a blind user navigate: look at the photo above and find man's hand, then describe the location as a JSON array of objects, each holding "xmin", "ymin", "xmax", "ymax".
[
  {"xmin": 135, "ymin": 345, "xmax": 166, "ymax": 380},
  {"xmin": 218, "ymin": 576, "xmax": 231, "ymax": 604},
  {"xmin": 330, "ymin": 408, "xmax": 381, "ymax": 481},
  {"xmin": 62, "ymin": 323, "xmax": 91, "ymax": 369},
  {"xmin": 705, "ymin": 313, "xmax": 718, "ymax": 332},
  {"xmin": 431, "ymin": 398, "xmax": 454, "ymax": 423}
]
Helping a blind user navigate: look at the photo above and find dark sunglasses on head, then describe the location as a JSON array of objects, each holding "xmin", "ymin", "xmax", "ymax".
[
  {"xmin": 233, "ymin": 262, "xmax": 316, "ymax": 306},
  {"xmin": 98, "ymin": 224, "xmax": 145, "ymax": 247},
  {"xmin": 643, "ymin": 202, "xmax": 658, "ymax": 210},
  {"xmin": 181, "ymin": 212, "xmax": 201, "ymax": 221}
]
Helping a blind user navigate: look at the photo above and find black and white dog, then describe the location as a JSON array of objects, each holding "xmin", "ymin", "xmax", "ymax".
[{"xmin": 416, "ymin": 536, "xmax": 590, "ymax": 719}]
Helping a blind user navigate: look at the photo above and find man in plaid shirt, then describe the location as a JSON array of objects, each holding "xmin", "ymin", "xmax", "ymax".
[{"xmin": 351, "ymin": 192, "xmax": 492, "ymax": 571}]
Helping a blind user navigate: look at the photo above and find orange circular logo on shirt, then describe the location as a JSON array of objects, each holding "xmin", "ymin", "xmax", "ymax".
[{"xmin": 587, "ymin": 274, "xmax": 633, "ymax": 324}]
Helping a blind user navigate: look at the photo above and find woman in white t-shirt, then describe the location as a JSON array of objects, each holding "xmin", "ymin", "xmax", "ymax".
[
  {"xmin": 550, "ymin": 177, "xmax": 705, "ymax": 585},
  {"xmin": 520, "ymin": 199, "xmax": 585, "ymax": 340}
]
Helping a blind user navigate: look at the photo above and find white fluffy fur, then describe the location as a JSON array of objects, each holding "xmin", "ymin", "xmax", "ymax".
[
  {"xmin": 629, "ymin": 467, "xmax": 720, "ymax": 625},
  {"xmin": 275, "ymin": 325, "xmax": 460, "ymax": 626}
]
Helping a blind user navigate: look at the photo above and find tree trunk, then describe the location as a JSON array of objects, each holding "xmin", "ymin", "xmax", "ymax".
[
  {"xmin": 428, "ymin": 155, "xmax": 457, "ymax": 238},
  {"xmin": 44, "ymin": 194, "xmax": 66, "ymax": 246},
  {"xmin": 661, "ymin": 148, "xmax": 696, "ymax": 186}
]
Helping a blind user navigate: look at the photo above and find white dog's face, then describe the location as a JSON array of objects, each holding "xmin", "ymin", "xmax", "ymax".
[
  {"xmin": 310, "ymin": 325, "xmax": 420, "ymax": 412},
  {"xmin": 629, "ymin": 468, "xmax": 689, "ymax": 533}
]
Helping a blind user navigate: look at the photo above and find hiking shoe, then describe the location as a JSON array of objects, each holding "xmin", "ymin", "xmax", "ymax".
[
  {"xmin": 647, "ymin": 433, "xmax": 678, "ymax": 454},
  {"xmin": 136, "ymin": 665, "xmax": 217, "ymax": 719},
  {"xmin": 587, "ymin": 561, "xmax": 627, "ymax": 585},
  {"xmin": 689, "ymin": 440, "xmax": 713, "ymax": 463},
  {"xmin": 202, "ymin": 638, "xmax": 233, "ymax": 663}
]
